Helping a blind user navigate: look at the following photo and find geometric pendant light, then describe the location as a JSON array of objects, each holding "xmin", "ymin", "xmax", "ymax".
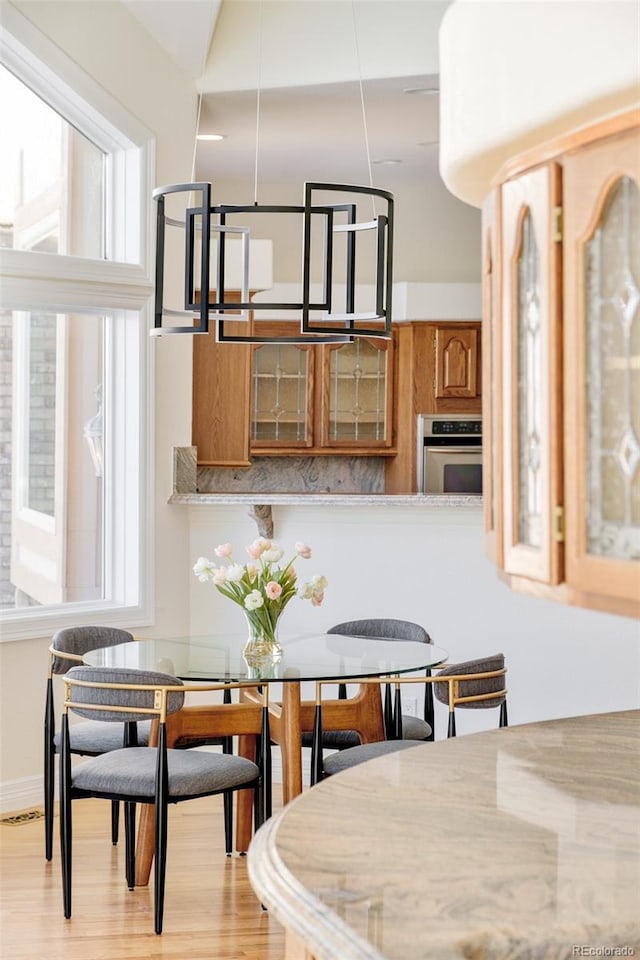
[{"xmin": 151, "ymin": 179, "xmax": 393, "ymax": 343}]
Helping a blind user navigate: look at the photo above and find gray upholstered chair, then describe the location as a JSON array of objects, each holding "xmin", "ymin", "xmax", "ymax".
[
  {"xmin": 46, "ymin": 626, "xmax": 238, "ymax": 861},
  {"xmin": 59, "ymin": 666, "xmax": 264, "ymax": 935},
  {"xmin": 304, "ymin": 619, "xmax": 434, "ymax": 750},
  {"xmin": 45, "ymin": 626, "xmax": 146, "ymax": 861},
  {"xmin": 432, "ymin": 653, "xmax": 508, "ymax": 738},
  {"xmin": 311, "ymin": 655, "xmax": 508, "ymax": 782}
]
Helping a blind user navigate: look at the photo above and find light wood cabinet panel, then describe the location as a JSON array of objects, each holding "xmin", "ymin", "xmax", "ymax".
[
  {"xmin": 384, "ymin": 320, "xmax": 482, "ymax": 493},
  {"xmin": 482, "ymin": 189, "xmax": 503, "ymax": 566},
  {"xmin": 434, "ymin": 326, "xmax": 479, "ymax": 399},
  {"xmin": 500, "ymin": 162, "xmax": 563, "ymax": 585},
  {"xmin": 484, "ymin": 110, "xmax": 640, "ymax": 617},
  {"xmin": 192, "ymin": 304, "xmax": 251, "ymax": 467},
  {"xmin": 562, "ymin": 126, "xmax": 640, "ymax": 605}
]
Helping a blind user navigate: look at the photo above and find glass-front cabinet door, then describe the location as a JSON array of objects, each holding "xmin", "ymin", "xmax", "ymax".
[
  {"xmin": 563, "ymin": 128, "xmax": 640, "ymax": 604},
  {"xmin": 500, "ymin": 163, "xmax": 563, "ymax": 584},
  {"xmin": 482, "ymin": 189, "xmax": 503, "ymax": 567},
  {"xmin": 320, "ymin": 338, "xmax": 394, "ymax": 449},
  {"xmin": 251, "ymin": 342, "xmax": 314, "ymax": 448}
]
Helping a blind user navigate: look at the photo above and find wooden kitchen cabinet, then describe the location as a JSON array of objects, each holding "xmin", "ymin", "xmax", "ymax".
[
  {"xmin": 385, "ymin": 320, "xmax": 482, "ymax": 493},
  {"xmin": 483, "ymin": 111, "xmax": 640, "ymax": 618},
  {"xmin": 193, "ymin": 320, "xmax": 395, "ymax": 463},
  {"xmin": 253, "ymin": 333, "xmax": 395, "ymax": 454}
]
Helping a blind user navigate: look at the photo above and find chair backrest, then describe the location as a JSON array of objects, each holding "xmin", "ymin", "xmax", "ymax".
[
  {"xmin": 328, "ymin": 619, "xmax": 432, "ymax": 645},
  {"xmin": 434, "ymin": 654, "xmax": 506, "ymax": 709},
  {"xmin": 64, "ymin": 666, "xmax": 185, "ymax": 723},
  {"xmin": 51, "ymin": 626, "xmax": 134, "ymax": 675}
]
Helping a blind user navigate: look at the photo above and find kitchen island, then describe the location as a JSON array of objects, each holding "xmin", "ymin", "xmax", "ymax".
[{"xmin": 248, "ymin": 711, "xmax": 640, "ymax": 960}]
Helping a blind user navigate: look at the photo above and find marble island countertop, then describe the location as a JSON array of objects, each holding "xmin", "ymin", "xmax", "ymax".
[
  {"xmin": 170, "ymin": 447, "xmax": 483, "ymax": 509},
  {"xmin": 247, "ymin": 711, "xmax": 640, "ymax": 960},
  {"xmin": 169, "ymin": 491, "xmax": 483, "ymax": 507}
]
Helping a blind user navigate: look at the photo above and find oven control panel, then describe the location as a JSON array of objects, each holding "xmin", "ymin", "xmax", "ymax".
[{"xmin": 430, "ymin": 419, "xmax": 482, "ymax": 436}]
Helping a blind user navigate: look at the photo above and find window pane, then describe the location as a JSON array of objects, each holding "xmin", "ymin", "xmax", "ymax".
[
  {"xmin": 1, "ymin": 310, "xmax": 105, "ymax": 609},
  {"xmin": 27, "ymin": 313, "xmax": 56, "ymax": 515},
  {"xmin": 0, "ymin": 64, "xmax": 105, "ymax": 258}
]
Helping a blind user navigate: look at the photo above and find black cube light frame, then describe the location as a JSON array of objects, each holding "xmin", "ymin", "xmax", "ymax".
[{"xmin": 151, "ymin": 181, "xmax": 393, "ymax": 344}]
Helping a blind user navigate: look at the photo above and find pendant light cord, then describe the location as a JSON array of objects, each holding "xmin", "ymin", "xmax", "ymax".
[
  {"xmin": 253, "ymin": 0, "xmax": 264, "ymax": 206},
  {"xmin": 191, "ymin": 92, "xmax": 203, "ymax": 182},
  {"xmin": 350, "ymin": 0, "xmax": 376, "ymax": 217}
]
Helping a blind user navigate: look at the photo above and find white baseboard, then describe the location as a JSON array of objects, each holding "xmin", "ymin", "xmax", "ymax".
[{"xmin": 0, "ymin": 775, "xmax": 43, "ymax": 816}]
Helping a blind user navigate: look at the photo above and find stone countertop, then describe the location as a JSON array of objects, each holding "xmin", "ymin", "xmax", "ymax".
[
  {"xmin": 247, "ymin": 711, "xmax": 640, "ymax": 960},
  {"xmin": 169, "ymin": 492, "xmax": 483, "ymax": 507}
]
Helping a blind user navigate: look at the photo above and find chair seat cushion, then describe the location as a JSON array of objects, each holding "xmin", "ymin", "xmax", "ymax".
[
  {"xmin": 301, "ymin": 729, "xmax": 362, "ymax": 750},
  {"xmin": 398, "ymin": 714, "xmax": 432, "ymax": 740},
  {"xmin": 54, "ymin": 720, "xmax": 152, "ymax": 755},
  {"xmin": 323, "ymin": 738, "xmax": 425, "ymax": 776},
  {"xmin": 72, "ymin": 747, "xmax": 259, "ymax": 799}
]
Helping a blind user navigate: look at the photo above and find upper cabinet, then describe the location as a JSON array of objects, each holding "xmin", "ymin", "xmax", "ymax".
[
  {"xmin": 385, "ymin": 320, "xmax": 482, "ymax": 493},
  {"xmin": 252, "ymin": 334, "xmax": 394, "ymax": 454},
  {"xmin": 193, "ymin": 323, "xmax": 395, "ymax": 465},
  {"xmin": 484, "ymin": 112, "xmax": 640, "ymax": 618}
]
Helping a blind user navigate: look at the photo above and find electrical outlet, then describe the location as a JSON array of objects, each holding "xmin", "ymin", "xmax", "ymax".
[{"xmin": 403, "ymin": 697, "xmax": 418, "ymax": 717}]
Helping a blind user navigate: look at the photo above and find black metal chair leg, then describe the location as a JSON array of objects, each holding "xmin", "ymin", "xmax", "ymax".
[
  {"xmin": 424, "ymin": 668, "xmax": 435, "ymax": 741},
  {"xmin": 124, "ymin": 802, "xmax": 136, "ymax": 890},
  {"xmin": 111, "ymin": 800, "xmax": 120, "ymax": 845},
  {"xmin": 310, "ymin": 703, "xmax": 324, "ymax": 786},
  {"xmin": 447, "ymin": 712, "xmax": 457, "ymax": 738},
  {"xmin": 221, "ymin": 731, "xmax": 233, "ymax": 855},
  {"xmin": 383, "ymin": 683, "xmax": 394, "ymax": 739},
  {"xmin": 499, "ymin": 701, "xmax": 508, "ymax": 728},
  {"xmin": 44, "ymin": 679, "xmax": 55, "ymax": 861},
  {"xmin": 154, "ymin": 726, "xmax": 169, "ymax": 935},
  {"xmin": 59, "ymin": 718, "xmax": 72, "ymax": 919},
  {"xmin": 223, "ymin": 790, "xmax": 233, "ymax": 856}
]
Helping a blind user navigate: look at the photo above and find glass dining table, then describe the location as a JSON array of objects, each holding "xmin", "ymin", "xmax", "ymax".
[{"xmin": 84, "ymin": 631, "xmax": 448, "ymax": 885}]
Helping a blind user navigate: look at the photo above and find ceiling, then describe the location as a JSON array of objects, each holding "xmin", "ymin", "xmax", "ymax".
[{"xmin": 122, "ymin": 1, "xmax": 448, "ymax": 190}]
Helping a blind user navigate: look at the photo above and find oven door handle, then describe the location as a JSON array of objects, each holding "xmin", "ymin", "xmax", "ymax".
[{"xmin": 423, "ymin": 444, "xmax": 482, "ymax": 455}]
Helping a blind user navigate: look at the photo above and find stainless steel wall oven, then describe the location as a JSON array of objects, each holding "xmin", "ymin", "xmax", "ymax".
[{"xmin": 416, "ymin": 414, "xmax": 482, "ymax": 495}]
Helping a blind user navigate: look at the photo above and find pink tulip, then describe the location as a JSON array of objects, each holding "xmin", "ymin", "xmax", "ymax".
[
  {"xmin": 311, "ymin": 592, "xmax": 324, "ymax": 606},
  {"xmin": 295, "ymin": 542, "xmax": 312, "ymax": 558},
  {"xmin": 265, "ymin": 581, "xmax": 283, "ymax": 600},
  {"xmin": 214, "ymin": 543, "xmax": 232, "ymax": 558}
]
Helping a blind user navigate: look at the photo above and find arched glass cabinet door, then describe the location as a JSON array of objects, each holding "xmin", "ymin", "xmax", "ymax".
[
  {"xmin": 500, "ymin": 163, "xmax": 563, "ymax": 584},
  {"xmin": 563, "ymin": 128, "xmax": 640, "ymax": 607}
]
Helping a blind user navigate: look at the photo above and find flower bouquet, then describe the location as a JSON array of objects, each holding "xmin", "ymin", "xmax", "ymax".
[{"xmin": 193, "ymin": 538, "xmax": 327, "ymax": 662}]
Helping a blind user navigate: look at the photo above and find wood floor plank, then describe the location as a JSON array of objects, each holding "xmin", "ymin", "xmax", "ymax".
[{"xmin": 0, "ymin": 796, "xmax": 286, "ymax": 959}]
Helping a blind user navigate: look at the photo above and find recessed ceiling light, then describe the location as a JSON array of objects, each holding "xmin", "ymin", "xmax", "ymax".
[
  {"xmin": 196, "ymin": 133, "xmax": 226, "ymax": 141},
  {"xmin": 403, "ymin": 86, "xmax": 439, "ymax": 96},
  {"xmin": 372, "ymin": 158, "xmax": 402, "ymax": 166}
]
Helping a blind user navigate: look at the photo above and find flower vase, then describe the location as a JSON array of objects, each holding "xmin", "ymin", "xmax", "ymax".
[{"xmin": 243, "ymin": 614, "xmax": 283, "ymax": 668}]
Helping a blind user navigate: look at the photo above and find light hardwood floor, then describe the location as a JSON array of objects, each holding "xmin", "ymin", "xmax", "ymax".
[{"xmin": 0, "ymin": 795, "xmax": 286, "ymax": 960}]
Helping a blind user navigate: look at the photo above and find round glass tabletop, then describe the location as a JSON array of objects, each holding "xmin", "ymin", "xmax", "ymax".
[{"xmin": 82, "ymin": 633, "xmax": 449, "ymax": 682}]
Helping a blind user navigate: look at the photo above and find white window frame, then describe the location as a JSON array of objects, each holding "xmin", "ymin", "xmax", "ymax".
[{"xmin": 0, "ymin": 6, "xmax": 156, "ymax": 641}]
